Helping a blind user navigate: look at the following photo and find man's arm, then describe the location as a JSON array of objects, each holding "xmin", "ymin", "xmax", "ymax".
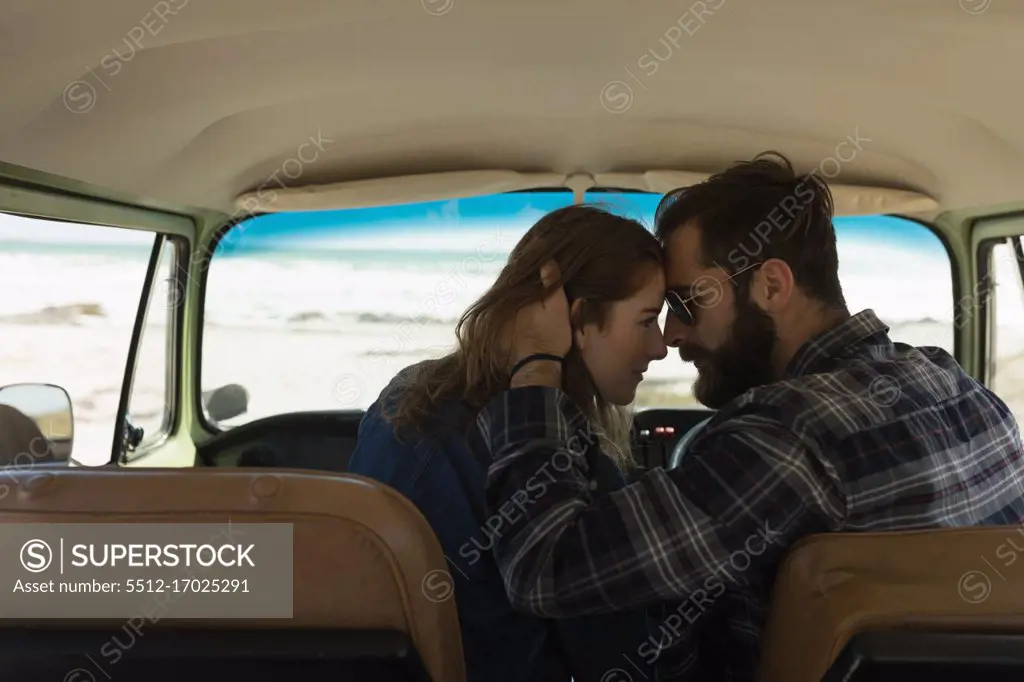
[{"xmin": 477, "ymin": 385, "xmax": 845, "ymax": 618}]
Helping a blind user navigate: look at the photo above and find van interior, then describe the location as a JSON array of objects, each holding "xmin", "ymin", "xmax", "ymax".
[{"xmin": 1, "ymin": 0, "xmax": 1024, "ymax": 680}]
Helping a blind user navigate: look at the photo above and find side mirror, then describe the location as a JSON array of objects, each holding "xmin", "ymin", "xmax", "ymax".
[
  {"xmin": 0, "ymin": 383, "xmax": 73, "ymax": 465},
  {"xmin": 202, "ymin": 383, "xmax": 249, "ymax": 424}
]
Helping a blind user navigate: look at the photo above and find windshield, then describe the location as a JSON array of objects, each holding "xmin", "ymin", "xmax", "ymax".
[{"xmin": 200, "ymin": 190, "xmax": 954, "ymax": 428}]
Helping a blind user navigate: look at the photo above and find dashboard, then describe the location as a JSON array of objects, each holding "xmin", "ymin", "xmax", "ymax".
[
  {"xmin": 632, "ymin": 408, "xmax": 715, "ymax": 469},
  {"xmin": 197, "ymin": 411, "xmax": 364, "ymax": 471},
  {"xmin": 196, "ymin": 407, "xmax": 715, "ymax": 472}
]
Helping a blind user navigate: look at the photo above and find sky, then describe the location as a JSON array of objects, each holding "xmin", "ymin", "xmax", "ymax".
[
  {"xmin": 0, "ymin": 192, "xmax": 947, "ymax": 255},
  {"xmin": 208, "ymin": 190, "xmax": 948, "ymax": 257}
]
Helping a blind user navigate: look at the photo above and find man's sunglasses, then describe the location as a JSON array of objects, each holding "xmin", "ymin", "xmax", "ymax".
[{"xmin": 665, "ymin": 261, "xmax": 763, "ymax": 326}]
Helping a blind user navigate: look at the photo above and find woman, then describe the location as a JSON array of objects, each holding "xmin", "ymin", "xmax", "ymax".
[{"xmin": 348, "ymin": 204, "xmax": 669, "ymax": 682}]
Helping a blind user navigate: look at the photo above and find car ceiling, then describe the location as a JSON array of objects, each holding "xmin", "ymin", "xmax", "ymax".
[{"xmin": 0, "ymin": 0, "xmax": 1020, "ymax": 217}]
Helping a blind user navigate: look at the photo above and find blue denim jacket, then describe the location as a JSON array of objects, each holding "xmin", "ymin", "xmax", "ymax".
[{"xmin": 348, "ymin": 364, "xmax": 658, "ymax": 682}]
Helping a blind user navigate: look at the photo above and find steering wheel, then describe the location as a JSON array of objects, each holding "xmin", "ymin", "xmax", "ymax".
[{"xmin": 668, "ymin": 416, "xmax": 714, "ymax": 469}]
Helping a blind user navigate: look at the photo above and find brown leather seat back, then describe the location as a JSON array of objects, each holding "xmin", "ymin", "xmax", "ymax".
[
  {"xmin": 0, "ymin": 467, "xmax": 465, "ymax": 682},
  {"xmin": 758, "ymin": 527, "xmax": 1024, "ymax": 682}
]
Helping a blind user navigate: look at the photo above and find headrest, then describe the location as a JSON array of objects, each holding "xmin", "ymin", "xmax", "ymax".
[
  {"xmin": 758, "ymin": 527, "xmax": 1024, "ymax": 682},
  {"xmin": 0, "ymin": 467, "xmax": 465, "ymax": 682}
]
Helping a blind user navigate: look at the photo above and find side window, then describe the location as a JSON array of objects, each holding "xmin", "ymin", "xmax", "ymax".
[
  {"xmin": 0, "ymin": 213, "xmax": 157, "ymax": 466},
  {"xmin": 200, "ymin": 191, "xmax": 575, "ymax": 428},
  {"xmin": 586, "ymin": 191, "xmax": 956, "ymax": 409},
  {"xmin": 124, "ymin": 237, "xmax": 182, "ymax": 456},
  {"xmin": 988, "ymin": 238, "xmax": 1024, "ymax": 420}
]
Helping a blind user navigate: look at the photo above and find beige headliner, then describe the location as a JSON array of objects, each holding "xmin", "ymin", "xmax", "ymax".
[{"xmin": 0, "ymin": 0, "xmax": 1020, "ymax": 217}]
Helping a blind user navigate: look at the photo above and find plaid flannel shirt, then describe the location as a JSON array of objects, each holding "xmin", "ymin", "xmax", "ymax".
[{"xmin": 476, "ymin": 309, "xmax": 1024, "ymax": 682}]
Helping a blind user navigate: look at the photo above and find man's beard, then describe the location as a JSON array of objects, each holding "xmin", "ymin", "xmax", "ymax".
[{"xmin": 680, "ymin": 296, "xmax": 779, "ymax": 409}]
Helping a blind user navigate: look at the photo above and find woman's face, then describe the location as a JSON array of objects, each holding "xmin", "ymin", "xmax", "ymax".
[{"xmin": 575, "ymin": 267, "xmax": 668, "ymax": 405}]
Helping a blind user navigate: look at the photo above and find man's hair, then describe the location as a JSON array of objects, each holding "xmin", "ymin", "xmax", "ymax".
[{"xmin": 653, "ymin": 151, "xmax": 847, "ymax": 310}]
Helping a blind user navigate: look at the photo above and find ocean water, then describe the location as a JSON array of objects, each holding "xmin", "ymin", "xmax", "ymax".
[
  {"xmin": 1, "ymin": 235, "xmax": 1012, "ymax": 337},
  {"xmin": 4, "ymin": 195, "xmax": 1021, "ymax": 338},
  {"xmin": 0, "ymin": 241, "xmax": 511, "ymax": 332},
  {"xmin": 203, "ymin": 248, "xmax": 508, "ymax": 332}
]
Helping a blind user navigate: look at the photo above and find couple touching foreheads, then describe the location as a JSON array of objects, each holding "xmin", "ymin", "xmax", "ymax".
[{"xmin": 349, "ymin": 152, "xmax": 1024, "ymax": 682}]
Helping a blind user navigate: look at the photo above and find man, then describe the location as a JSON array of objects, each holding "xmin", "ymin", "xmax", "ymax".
[{"xmin": 475, "ymin": 152, "xmax": 1024, "ymax": 681}]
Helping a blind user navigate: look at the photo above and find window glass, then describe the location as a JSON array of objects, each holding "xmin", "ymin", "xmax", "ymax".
[
  {"xmin": 201, "ymin": 191, "xmax": 574, "ymax": 427},
  {"xmin": 201, "ymin": 189, "xmax": 955, "ymax": 425},
  {"xmin": 0, "ymin": 213, "xmax": 156, "ymax": 465},
  {"xmin": 586, "ymin": 191, "xmax": 955, "ymax": 408},
  {"xmin": 125, "ymin": 237, "xmax": 179, "ymax": 453},
  {"xmin": 989, "ymin": 239, "xmax": 1024, "ymax": 420}
]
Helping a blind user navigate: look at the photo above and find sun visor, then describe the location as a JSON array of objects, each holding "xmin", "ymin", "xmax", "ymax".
[
  {"xmin": 594, "ymin": 171, "xmax": 938, "ymax": 216},
  {"xmin": 234, "ymin": 170, "xmax": 569, "ymax": 213}
]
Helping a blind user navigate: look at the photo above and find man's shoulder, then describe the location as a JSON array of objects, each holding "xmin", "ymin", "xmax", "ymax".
[{"xmin": 723, "ymin": 341, "xmax": 1012, "ymax": 443}]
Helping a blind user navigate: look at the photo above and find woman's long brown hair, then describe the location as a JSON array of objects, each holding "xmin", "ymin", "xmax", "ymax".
[{"xmin": 384, "ymin": 203, "xmax": 664, "ymax": 469}]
